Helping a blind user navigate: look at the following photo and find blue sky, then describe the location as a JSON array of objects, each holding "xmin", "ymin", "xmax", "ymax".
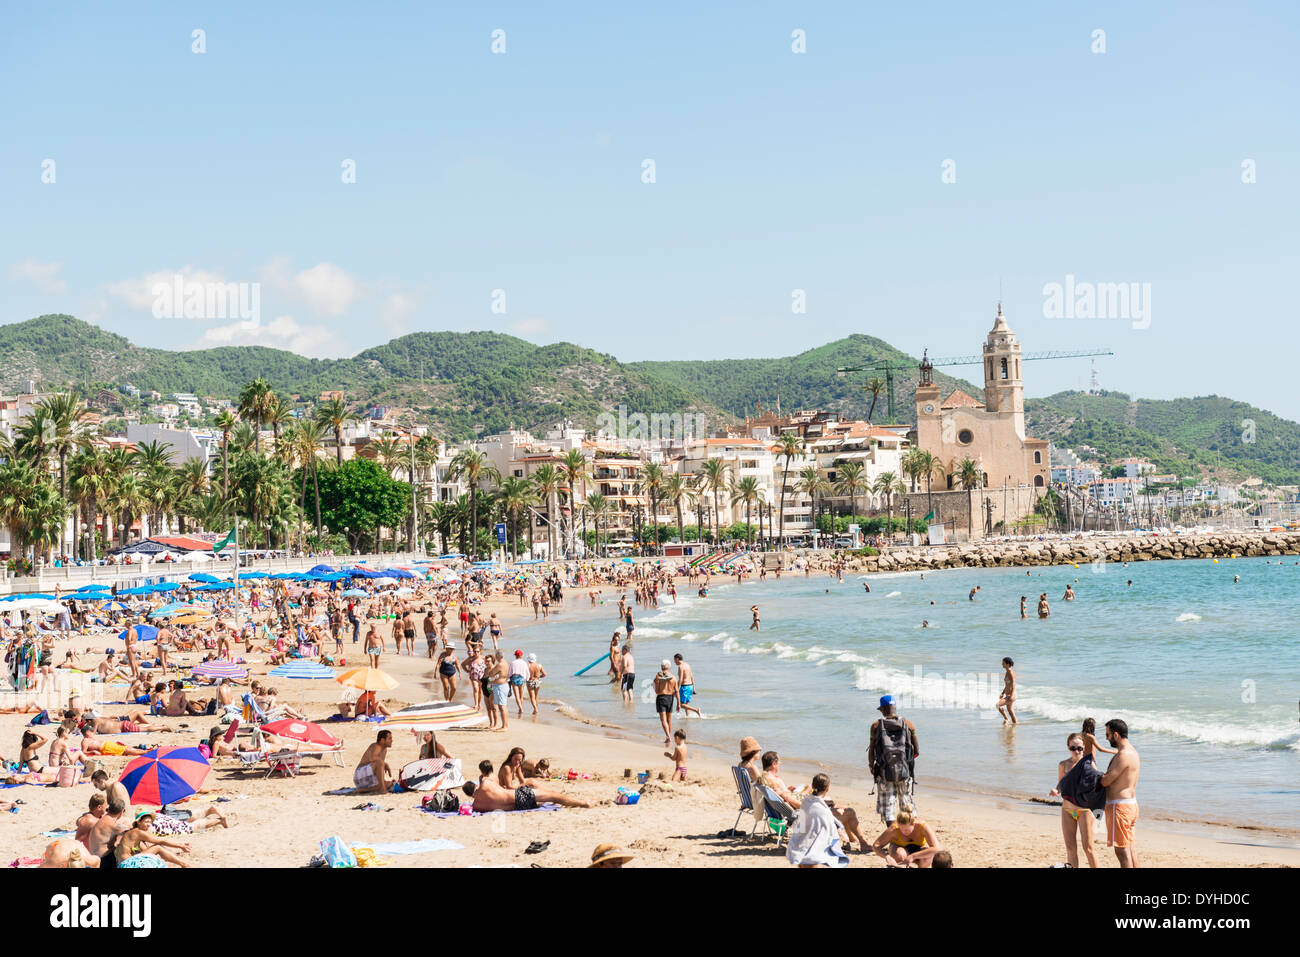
[{"xmin": 3, "ymin": 2, "xmax": 1297, "ymax": 418}]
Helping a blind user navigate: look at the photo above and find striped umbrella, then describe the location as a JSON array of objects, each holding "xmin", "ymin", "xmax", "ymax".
[
  {"xmin": 270, "ymin": 661, "xmax": 336, "ymax": 680},
  {"xmin": 192, "ymin": 660, "xmax": 249, "ymax": 680},
  {"xmin": 118, "ymin": 746, "xmax": 211, "ymax": 806},
  {"xmin": 258, "ymin": 719, "xmax": 340, "ymax": 750},
  {"xmin": 380, "ymin": 702, "xmax": 487, "ymax": 731}
]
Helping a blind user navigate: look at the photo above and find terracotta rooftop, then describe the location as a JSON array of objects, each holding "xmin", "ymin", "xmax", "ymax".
[{"xmin": 940, "ymin": 389, "xmax": 984, "ymax": 410}]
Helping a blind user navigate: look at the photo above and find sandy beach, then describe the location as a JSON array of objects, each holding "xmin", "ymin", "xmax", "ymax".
[{"xmin": 4, "ymin": 585, "xmax": 1297, "ymax": 870}]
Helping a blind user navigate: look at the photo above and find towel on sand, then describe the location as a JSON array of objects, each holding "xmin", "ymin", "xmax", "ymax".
[
  {"xmin": 418, "ymin": 803, "xmax": 560, "ymax": 818},
  {"xmin": 323, "ymin": 787, "xmax": 357, "ymax": 796},
  {"xmin": 349, "ymin": 838, "xmax": 463, "ymax": 854}
]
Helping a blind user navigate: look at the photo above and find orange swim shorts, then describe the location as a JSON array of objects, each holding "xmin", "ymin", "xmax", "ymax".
[{"xmin": 1105, "ymin": 799, "xmax": 1139, "ymax": 848}]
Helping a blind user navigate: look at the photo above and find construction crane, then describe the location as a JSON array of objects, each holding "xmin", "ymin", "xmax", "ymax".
[{"xmin": 836, "ymin": 348, "xmax": 1114, "ymax": 423}]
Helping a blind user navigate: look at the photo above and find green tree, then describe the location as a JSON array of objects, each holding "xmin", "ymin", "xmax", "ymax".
[
  {"xmin": 773, "ymin": 432, "xmax": 803, "ymax": 544},
  {"xmin": 314, "ymin": 456, "xmax": 411, "ymax": 552}
]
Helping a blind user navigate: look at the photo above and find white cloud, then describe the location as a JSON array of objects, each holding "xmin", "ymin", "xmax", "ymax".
[
  {"xmin": 105, "ymin": 266, "xmax": 236, "ymax": 310},
  {"xmin": 294, "ymin": 262, "xmax": 358, "ymax": 316},
  {"xmin": 189, "ymin": 315, "xmax": 348, "ymax": 358},
  {"xmin": 508, "ymin": 317, "xmax": 550, "ymax": 338},
  {"xmin": 10, "ymin": 259, "xmax": 66, "ymax": 295}
]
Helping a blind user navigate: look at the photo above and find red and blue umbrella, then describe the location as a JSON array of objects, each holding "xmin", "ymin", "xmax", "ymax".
[{"xmin": 118, "ymin": 746, "xmax": 211, "ymax": 806}]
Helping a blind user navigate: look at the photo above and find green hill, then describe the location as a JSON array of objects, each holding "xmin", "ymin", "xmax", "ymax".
[{"xmin": 2, "ymin": 315, "xmax": 1297, "ymax": 482}]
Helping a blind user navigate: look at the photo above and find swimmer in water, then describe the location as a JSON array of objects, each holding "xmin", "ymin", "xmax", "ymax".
[
  {"xmin": 1233, "ymin": 575, "xmax": 1240, "ymax": 583},
  {"xmin": 921, "ymin": 620, "xmax": 929, "ymax": 628},
  {"xmin": 969, "ymin": 586, "xmax": 980, "ymax": 601},
  {"xmin": 1037, "ymin": 593, "xmax": 1050, "ymax": 618},
  {"xmin": 863, "ymin": 582, "xmax": 871, "ymax": 593},
  {"xmin": 1126, "ymin": 580, "xmax": 1133, "ymax": 588},
  {"xmin": 749, "ymin": 605, "xmax": 760, "ymax": 631},
  {"xmin": 1020, "ymin": 596, "xmax": 1027, "ymax": 619},
  {"xmin": 1063, "ymin": 584, "xmax": 1075, "ymax": 601}
]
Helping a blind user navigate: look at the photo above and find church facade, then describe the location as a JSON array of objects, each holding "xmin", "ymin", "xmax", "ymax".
[{"xmin": 914, "ymin": 306, "xmax": 1051, "ymax": 493}]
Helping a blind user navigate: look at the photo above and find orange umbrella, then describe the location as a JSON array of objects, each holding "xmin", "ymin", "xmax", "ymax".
[
  {"xmin": 170, "ymin": 614, "xmax": 212, "ymax": 626},
  {"xmin": 336, "ymin": 667, "xmax": 399, "ymax": 691}
]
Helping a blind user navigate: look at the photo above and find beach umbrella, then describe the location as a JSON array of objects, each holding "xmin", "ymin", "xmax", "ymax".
[
  {"xmin": 307, "ymin": 564, "xmax": 336, "ymax": 575},
  {"xmin": 119, "ymin": 746, "xmax": 211, "ymax": 806},
  {"xmin": 381, "ymin": 568, "xmax": 416, "ymax": 579},
  {"xmin": 116, "ymin": 624, "xmax": 159, "ymax": 642},
  {"xmin": 270, "ymin": 660, "xmax": 336, "ymax": 680},
  {"xmin": 98, "ymin": 600, "xmax": 133, "ymax": 612},
  {"xmin": 238, "ymin": 572, "xmax": 267, "ymax": 580},
  {"xmin": 258, "ymin": 719, "xmax": 340, "ymax": 750},
  {"xmin": 169, "ymin": 614, "xmax": 211, "ymax": 626},
  {"xmin": 189, "ymin": 573, "xmax": 221, "ymax": 583},
  {"xmin": 153, "ymin": 582, "xmax": 182, "ymax": 593},
  {"xmin": 336, "ymin": 667, "xmax": 399, "ymax": 692},
  {"xmin": 380, "ymin": 701, "xmax": 487, "ymax": 732},
  {"xmin": 3, "ymin": 597, "xmax": 64, "ymax": 613},
  {"xmin": 149, "ymin": 603, "xmax": 201, "ymax": 619},
  {"xmin": 0, "ymin": 593, "xmax": 56, "ymax": 601},
  {"xmin": 341, "ymin": 588, "xmax": 367, "ymax": 598},
  {"xmin": 192, "ymin": 660, "xmax": 249, "ymax": 681}
]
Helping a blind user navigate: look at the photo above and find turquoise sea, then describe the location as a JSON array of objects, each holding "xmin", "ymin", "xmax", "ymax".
[{"xmin": 515, "ymin": 556, "xmax": 1300, "ymax": 834}]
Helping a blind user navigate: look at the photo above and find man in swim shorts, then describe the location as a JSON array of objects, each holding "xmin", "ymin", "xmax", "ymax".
[
  {"xmin": 354, "ymin": 730, "xmax": 395, "ymax": 794},
  {"xmin": 461, "ymin": 774, "xmax": 593, "ymax": 811},
  {"xmin": 673, "ymin": 654, "xmax": 700, "ymax": 716},
  {"xmin": 653, "ymin": 660, "xmax": 678, "ymax": 745},
  {"xmin": 1100, "ymin": 718, "xmax": 1141, "ymax": 867}
]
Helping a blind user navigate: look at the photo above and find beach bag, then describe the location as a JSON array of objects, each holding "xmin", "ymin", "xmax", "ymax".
[
  {"xmin": 874, "ymin": 714, "xmax": 914, "ymax": 782},
  {"xmin": 319, "ymin": 835, "xmax": 357, "ymax": 868},
  {"xmin": 422, "ymin": 790, "xmax": 460, "ymax": 813},
  {"xmin": 56, "ymin": 765, "xmax": 78, "ymax": 787}
]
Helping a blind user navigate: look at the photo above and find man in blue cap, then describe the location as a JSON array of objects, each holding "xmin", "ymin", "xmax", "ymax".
[{"xmin": 869, "ymin": 694, "xmax": 919, "ymax": 825}]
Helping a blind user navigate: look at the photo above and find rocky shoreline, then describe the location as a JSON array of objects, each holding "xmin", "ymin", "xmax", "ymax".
[{"xmin": 820, "ymin": 532, "xmax": 1300, "ymax": 573}]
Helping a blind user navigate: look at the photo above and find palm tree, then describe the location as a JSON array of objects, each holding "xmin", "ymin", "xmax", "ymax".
[
  {"xmin": 730, "ymin": 475, "xmax": 762, "ymax": 546},
  {"xmin": 264, "ymin": 395, "xmax": 294, "ymax": 445},
  {"xmin": 314, "ymin": 397, "xmax": 356, "ymax": 465},
  {"xmin": 639, "ymin": 462, "xmax": 666, "ymax": 555},
  {"xmin": 22, "ymin": 480, "xmax": 68, "ymax": 567},
  {"xmin": 834, "ymin": 461, "xmax": 868, "ymax": 524},
  {"xmin": 448, "ymin": 449, "xmax": 501, "ymax": 559},
  {"xmin": 213, "ymin": 409, "xmax": 236, "ymax": 497},
  {"xmin": 865, "ymin": 378, "xmax": 886, "ymax": 422},
  {"xmin": 558, "ymin": 449, "xmax": 590, "ymax": 559},
  {"xmin": 872, "ymin": 470, "xmax": 906, "ymax": 542},
  {"xmin": 958, "ymin": 458, "xmax": 981, "ymax": 539},
  {"xmin": 0, "ymin": 458, "xmax": 41, "ymax": 572},
  {"xmin": 133, "ymin": 441, "xmax": 174, "ymax": 537},
  {"xmin": 498, "ymin": 476, "xmax": 533, "ymax": 559},
  {"xmin": 34, "ymin": 393, "xmax": 89, "ymax": 555},
  {"xmin": 662, "ymin": 473, "xmax": 695, "ymax": 549},
  {"xmin": 237, "ymin": 378, "xmax": 274, "ymax": 434},
  {"xmin": 69, "ymin": 446, "xmax": 111, "ymax": 561},
  {"xmin": 796, "ymin": 466, "xmax": 829, "ymax": 532},
  {"xmin": 172, "ymin": 459, "xmax": 209, "ymax": 533},
  {"xmin": 700, "ymin": 458, "xmax": 729, "ymax": 543},
  {"xmin": 529, "ymin": 464, "xmax": 562, "ymax": 560},
  {"xmin": 773, "ymin": 432, "xmax": 803, "ymax": 544},
  {"xmin": 294, "ymin": 420, "xmax": 328, "ymax": 540},
  {"xmin": 917, "ymin": 450, "xmax": 943, "ymax": 523},
  {"xmin": 230, "ymin": 421, "xmax": 260, "ymax": 458},
  {"xmin": 112, "ymin": 472, "xmax": 147, "ymax": 547},
  {"xmin": 585, "ymin": 492, "xmax": 609, "ymax": 557}
]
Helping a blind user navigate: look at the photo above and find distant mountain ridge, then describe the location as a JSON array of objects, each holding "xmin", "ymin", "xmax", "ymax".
[{"xmin": 2, "ymin": 314, "xmax": 1297, "ymax": 483}]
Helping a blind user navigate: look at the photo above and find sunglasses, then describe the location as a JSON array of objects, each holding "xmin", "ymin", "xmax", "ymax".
[{"xmin": 1068, "ymin": 746, "xmax": 1084, "ymax": 752}]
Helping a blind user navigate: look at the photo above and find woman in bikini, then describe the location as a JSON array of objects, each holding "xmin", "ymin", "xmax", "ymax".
[
  {"xmin": 1048, "ymin": 732, "xmax": 1099, "ymax": 868},
  {"xmin": 437, "ymin": 645, "xmax": 460, "ymax": 701},
  {"xmin": 19, "ymin": 730, "xmax": 47, "ymax": 772},
  {"xmin": 525, "ymin": 654, "xmax": 546, "ymax": 715},
  {"xmin": 463, "ymin": 645, "xmax": 487, "ymax": 712},
  {"xmin": 872, "ymin": 809, "xmax": 943, "ymax": 867}
]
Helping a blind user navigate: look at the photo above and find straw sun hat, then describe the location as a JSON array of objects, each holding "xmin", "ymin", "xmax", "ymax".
[
  {"xmin": 588, "ymin": 844, "xmax": 635, "ymax": 867},
  {"xmin": 739, "ymin": 736, "xmax": 761, "ymax": 760}
]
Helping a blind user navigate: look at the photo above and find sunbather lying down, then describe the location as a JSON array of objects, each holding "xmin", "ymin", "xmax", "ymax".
[
  {"xmin": 41, "ymin": 839, "xmax": 100, "ymax": 868},
  {"xmin": 462, "ymin": 776, "xmax": 593, "ymax": 811}
]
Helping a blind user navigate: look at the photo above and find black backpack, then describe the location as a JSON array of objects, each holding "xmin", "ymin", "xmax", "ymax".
[
  {"xmin": 423, "ymin": 790, "xmax": 460, "ymax": 813},
  {"xmin": 874, "ymin": 714, "xmax": 915, "ymax": 782}
]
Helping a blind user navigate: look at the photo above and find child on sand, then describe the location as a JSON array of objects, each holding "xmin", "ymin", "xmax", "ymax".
[{"xmin": 665, "ymin": 729, "xmax": 687, "ymax": 781}]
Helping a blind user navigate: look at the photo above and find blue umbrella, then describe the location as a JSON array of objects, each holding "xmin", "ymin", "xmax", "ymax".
[
  {"xmin": 438, "ymin": 553, "xmax": 464, "ymax": 559},
  {"xmin": 74, "ymin": 584, "xmax": 112, "ymax": 592},
  {"xmin": 192, "ymin": 582, "xmax": 235, "ymax": 592},
  {"xmin": 307, "ymin": 564, "xmax": 336, "ymax": 575},
  {"xmin": 116, "ymin": 624, "xmax": 159, "ymax": 642},
  {"xmin": 189, "ymin": 573, "xmax": 220, "ymax": 583},
  {"xmin": 153, "ymin": 582, "xmax": 181, "ymax": 593},
  {"xmin": 238, "ymin": 572, "xmax": 267, "ymax": 580},
  {"xmin": 381, "ymin": 568, "xmax": 416, "ymax": 579},
  {"xmin": 1, "ymin": 593, "xmax": 56, "ymax": 601},
  {"xmin": 119, "ymin": 746, "xmax": 210, "ymax": 806},
  {"xmin": 98, "ymin": 600, "xmax": 132, "ymax": 612}
]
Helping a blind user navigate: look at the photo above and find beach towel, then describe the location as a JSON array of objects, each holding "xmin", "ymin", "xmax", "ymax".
[
  {"xmin": 417, "ymin": 803, "xmax": 560, "ymax": 818},
  {"xmin": 41, "ymin": 830, "xmax": 76, "ymax": 838},
  {"xmin": 323, "ymin": 787, "xmax": 357, "ymax": 796},
  {"xmin": 350, "ymin": 838, "xmax": 463, "ymax": 855}
]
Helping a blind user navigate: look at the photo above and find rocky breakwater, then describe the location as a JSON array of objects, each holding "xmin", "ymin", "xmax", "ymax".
[{"xmin": 848, "ymin": 532, "xmax": 1300, "ymax": 574}]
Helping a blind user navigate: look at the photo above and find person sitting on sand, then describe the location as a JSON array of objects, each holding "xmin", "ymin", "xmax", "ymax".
[
  {"xmin": 263, "ymin": 687, "xmax": 304, "ymax": 720},
  {"xmin": 75, "ymin": 793, "xmax": 107, "ymax": 847},
  {"xmin": 761, "ymin": 750, "xmax": 869, "ymax": 850},
  {"xmin": 19, "ymin": 730, "xmax": 47, "ymax": 772},
  {"xmin": 418, "ymin": 730, "xmax": 453, "ymax": 761},
  {"xmin": 872, "ymin": 809, "xmax": 943, "ymax": 868},
  {"xmin": 114, "ymin": 810, "xmax": 191, "ymax": 868},
  {"xmin": 786, "ymin": 773, "xmax": 851, "ymax": 868},
  {"xmin": 165, "ymin": 680, "xmax": 209, "ymax": 717},
  {"xmin": 354, "ymin": 690, "xmax": 392, "ymax": 718},
  {"xmin": 354, "ymin": 730, "xmax": 395, "ymax": 794},
  {"xmin": 41, "ymin": 838, "xmax": 100, "ymax": 869},
  {"xmin": 521, "ymin": 756, "xmax": 550, "ymax": 779},
  {"xmin": 461, "ymin": 771, "xmax": 592, "ymax": 812}
]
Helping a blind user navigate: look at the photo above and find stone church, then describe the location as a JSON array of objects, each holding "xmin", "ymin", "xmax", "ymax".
[{"xmin": 914, "ymin": 305, "xmax": 1051, "ymax": 496}]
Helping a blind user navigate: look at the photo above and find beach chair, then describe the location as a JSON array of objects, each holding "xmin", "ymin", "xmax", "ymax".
[
  {"xmin": 754, "ymin": 784, "xmax": 795, "ymax": 848},
  {"xmin": 235, "ymin": 749, "xmax": 267, "ymax": 771},
  {"xmin": 730, "ymin": 766, "xmax": 760, "ymax": 837},
  {"xmin": 264, "ymin": 751, "xmax": 303, "ymax": 778}
]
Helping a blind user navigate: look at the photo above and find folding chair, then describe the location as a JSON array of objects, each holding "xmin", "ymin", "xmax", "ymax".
[
  {"xmin": 755, "ymin": 784, "xmax": 796, "ymax": 849},
  {"xmin": 730, "ymin": 766, "xmax": 758, "ymax": 837},
  {"xmin": 265, "ymin": 751, "xmax": 303, "ymax": 778}
]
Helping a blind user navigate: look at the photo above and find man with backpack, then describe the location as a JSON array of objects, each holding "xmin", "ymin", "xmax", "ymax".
[{"xmin": 869, "ymin": 694, "xmax": 919, "ymax": 825}]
